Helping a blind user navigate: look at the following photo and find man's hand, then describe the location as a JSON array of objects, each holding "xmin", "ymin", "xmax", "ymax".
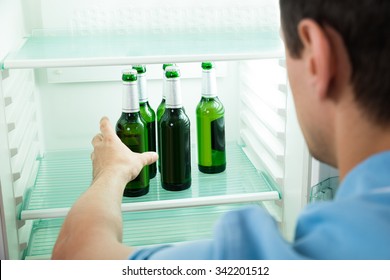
[
  {"xmin": 52, "ymin": 116, "xmax": 153, "ymax": 259},
  {"xmin": 91, "ymin": 116, "xmax": 158, "ymax": 187}
]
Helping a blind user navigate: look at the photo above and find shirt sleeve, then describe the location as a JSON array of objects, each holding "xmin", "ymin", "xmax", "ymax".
[{"xmin": 129, "ymin": 206, "xmax": 305, "ymax": 260}]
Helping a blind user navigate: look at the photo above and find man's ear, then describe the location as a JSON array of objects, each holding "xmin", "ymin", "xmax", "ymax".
[{"xmin": 297, "ymin": 19, "xmax": 334, "ymax": 100}]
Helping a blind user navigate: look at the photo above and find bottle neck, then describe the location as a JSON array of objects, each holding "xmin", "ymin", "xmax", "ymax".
[
  {"xmin": 137, "ymin": 73, "xmax": 148, "ymax": 102},
  {"xmin": 202, "ymin": 69, "xmax": 217, "ymax": 98},
  {"xmin": 121, "ymin": 111, "xmax": 140, "ymax": 119},
  {"xmin": 122, "ymin": 81, "xmax": 140, "ymax": 113},
  {"xmin": 166, "ymin": 78, "xmax": 182, "ymax": 109},
  {"xmin": 162, "ymin": 76, "xmax": 167, "ymax": 99}
]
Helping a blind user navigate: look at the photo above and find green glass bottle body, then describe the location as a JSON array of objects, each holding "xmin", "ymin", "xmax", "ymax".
[
  {"xmin": 157, "ymin": 99, "xmax": 166, "ymax": 122},
  {"xmin": 157, "ymin": 63, "xmax": 175, "ymax": 173},
  {"xmin": 160, "ymin": 108, "xmax": 191, "ymax": 190},
  {"xmin": 133, "ymin": 64, "xmax": 157, "ymax": 179},
  {"xmin": 139, "ymin": 102, "xmax": 156, "ymax": 179},
  {"xmin": 196, "ymin": 62, "xmax": 226, "ymax": 173},
  {"xmin": 116, "ymin": 69, "xmax": 149, "ymax": 197},
  {"xmin": 157, "ymin": 99, "xmax": 165, "ymax": 173},
  {"xmin": 159, "ymin": 66, "xmax": 191, "ymax": 191},
  {"xmin": 116, "ymin": 112, "xmax": 149, "ymax": 197},
  {"xmin": 196, "ymin": 96, "xmax": 226, "ymax": 173}
]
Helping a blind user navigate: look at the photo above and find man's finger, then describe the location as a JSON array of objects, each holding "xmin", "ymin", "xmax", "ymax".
[
  {"xmin": 100, "ymin": 117, "xmax": 115, "ymax": 138},
  {"xmin": 91, "ymin": 133, "xmax": 103, "ymax": 146},
  {"xmin": 139, "ymin": 152, "xmax": 159, "ymax": 167}
]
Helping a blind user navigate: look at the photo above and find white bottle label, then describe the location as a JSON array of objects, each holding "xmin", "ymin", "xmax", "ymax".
[
  {"xmin": 165, "ymin": 78, "xmax": 182, "ymax": 109},
  {"xmin": 122, "ymin": 82, "xmax": 140, "ymax": 113},
  {"xmin": 202, "ymin": 69, "xmax": 217, "ymax": 98},
  {"xmin": 137, "ymin": 73, "xmax": 148, "ymax": 103}
]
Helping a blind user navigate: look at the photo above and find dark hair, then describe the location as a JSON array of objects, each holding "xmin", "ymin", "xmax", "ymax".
[{"xmin": 280, "ymin": 0, "xmax": 390, "ymax": 126}]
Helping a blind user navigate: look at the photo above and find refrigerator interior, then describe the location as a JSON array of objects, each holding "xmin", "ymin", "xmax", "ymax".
[{"xmin": 0, "ymin": 0, "xmax": 314, "ymax": 259}]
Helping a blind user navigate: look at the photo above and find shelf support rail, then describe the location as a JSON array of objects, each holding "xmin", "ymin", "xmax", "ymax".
[{"xmin": 20, "ymin": 191, "xmax": 280, "ymax": 220}]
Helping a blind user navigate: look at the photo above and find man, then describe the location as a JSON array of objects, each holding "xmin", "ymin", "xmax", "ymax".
[{"xmin": 52, "ymin": 0, "xmax": 390, "ymax": 259}]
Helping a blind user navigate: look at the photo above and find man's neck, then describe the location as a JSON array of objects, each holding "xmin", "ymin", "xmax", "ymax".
[{"xmin": 335, "ymin": 99, "xmax": 390, "ymax": 180}]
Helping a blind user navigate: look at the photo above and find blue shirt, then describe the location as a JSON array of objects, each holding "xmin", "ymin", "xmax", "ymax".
[{"xmin": 130, "ymin": 151, "xmax": 390, "ymax": 260}]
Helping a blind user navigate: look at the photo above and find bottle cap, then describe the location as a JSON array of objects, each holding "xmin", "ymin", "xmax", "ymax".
[
  {"xmin": 163, "ymin": 63, "xmax": 176, "ymax": 71},
  {"xmin": 122, "ymin": 69, "xmax": 138, "ymax": 82},
  {"xmin": 133, "ymin": 65, "xmax": 146, "ymax": 74},
  {"xmin": 201, "ymin": 62, "xmax": 215, "ymax": 70},
  {"xmin": 165, "ymin": 66, "xmax": 181, "ymax": 79}
]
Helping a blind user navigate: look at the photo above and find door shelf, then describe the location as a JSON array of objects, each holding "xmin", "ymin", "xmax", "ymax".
[
  {"xmin": 310, "ymin": 176, "xmax": 339, "ymax": 203},
  {"xmin": 20, "ymin": 143, "xmax": 281, "ymax": 220},
  {"xmin": 2, "ymin": 29, "xmax": 284, "ymax": 69},
  {"xmin": 24, "ymin": 203, "xmax": 253, "ymax": 259}
]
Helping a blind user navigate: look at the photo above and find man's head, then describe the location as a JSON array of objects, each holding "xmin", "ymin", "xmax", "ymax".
[{"xmin": 280, "ymin": 0, "xmax": 390, "ymax": 167}]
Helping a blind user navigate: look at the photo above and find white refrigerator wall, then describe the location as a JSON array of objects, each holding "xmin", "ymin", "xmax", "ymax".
[
  {"xmin": 0, "ymin": 0, "xmax": 31, "ymax": 260},
  {"xmin": 0, "ymin": 0, "xmax": 324, "ymax": 259},
  {"xmin": 34, "ymin": 62, "xmax": 240, "ymax": 152}
]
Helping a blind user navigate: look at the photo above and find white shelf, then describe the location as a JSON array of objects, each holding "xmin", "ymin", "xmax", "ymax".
[{"xmin": 2, "ymin": 29, "xmax": 284, "ymax": 69}]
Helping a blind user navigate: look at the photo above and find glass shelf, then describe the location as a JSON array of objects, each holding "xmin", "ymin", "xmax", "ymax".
[
  {"xmin": 23, "ymin": 203, "xmax": 253, "ymax": 259},
  {"xmin": 2, "ymin": 29, "xmax": 284, "ymax": 69},
  {"xmin": 20, "ymin": 143, "xmax": 280, "ymax": 220}
]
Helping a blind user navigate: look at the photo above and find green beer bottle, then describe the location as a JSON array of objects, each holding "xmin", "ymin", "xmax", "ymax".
[
  {"xmin": 133, "ymin": 65, "xmax": 157, "ymax": 179},
  {"xmin": 196, "ymin": 62, "xmax": 226, "ymax": 173},
  {"xmin": 159, "ymin": 66, "xmax": 191, "ymax": 191},
  {"xmin": 157, "ymin": 63, "xmax": 175, "ymax": 173},
  {"xmin": 116, "ymin": 69, "xmax": 149, "ymax": 197}
]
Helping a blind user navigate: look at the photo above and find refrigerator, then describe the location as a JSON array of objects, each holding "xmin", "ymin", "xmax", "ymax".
[{"xmin": 0, "ymin": 0, "xmax": 338, "ymax": 259}]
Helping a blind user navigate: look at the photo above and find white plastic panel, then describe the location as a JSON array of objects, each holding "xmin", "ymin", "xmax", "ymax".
[
  {"xmin": 39, "ymin": 0, "xmax": 280, "ymax": 32},
  {"xmin": 1, "ymin": 69, "xmax": 40, "ymax": 259},
  {"xmin": 241, "ymin": 92, "xmax": 286, "ymax": 137},
  {"xmin": 240, "ymin": 112, "xmax": 284, "ymax": 160},
  {"xmin": 242, "ymin": 79, "xmax": 287, "ymax": 115},
  {"xmin": 0, "ymin": 0, "xmax": 30, "ymax": 258},
  {"xmin": 239, "ymin": 59, "xmax": 287, "ymax": 186},
  {"xmin": 46, "ymin": 62, "xmax": 227, "ymax": 84},
  {"xmin": 240, "ymin": 130, "xmax": 284, "ymax": 185}
]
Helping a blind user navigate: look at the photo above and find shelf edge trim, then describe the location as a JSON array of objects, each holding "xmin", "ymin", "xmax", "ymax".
[{"xmin": 20, "ymin": 191, "xmax": 280, "ymax": 220}]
